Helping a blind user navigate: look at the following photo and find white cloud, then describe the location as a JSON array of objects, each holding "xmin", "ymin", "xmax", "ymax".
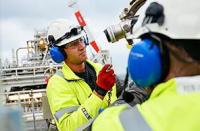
[{"xmin": 1, "ymin": 19, "xmax": 33, "ymax": 60}]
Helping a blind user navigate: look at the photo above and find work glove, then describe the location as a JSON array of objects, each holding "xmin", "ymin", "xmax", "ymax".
[{"xmin": 95, "ymin": 64, "xmax": 116, "ymax": 96}]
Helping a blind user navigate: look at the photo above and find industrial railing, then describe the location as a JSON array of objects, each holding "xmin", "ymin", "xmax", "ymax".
[{"xmin": 0, "ymin": 89, "xmax": 54, "ymax": 131}]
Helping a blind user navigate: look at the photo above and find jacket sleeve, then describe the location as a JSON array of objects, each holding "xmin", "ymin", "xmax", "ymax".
[{"xmin": 46, "ymin": 75, "xmax": 104, "ymax": 131}]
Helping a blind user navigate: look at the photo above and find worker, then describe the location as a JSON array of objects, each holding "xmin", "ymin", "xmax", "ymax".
[
  {"xmin": 92, "ymin": 0, "xmax": 200, "ymax": 130},
  {"xmin": 46, "ymin": 19, "xmax": 117, "ymax": 131}
]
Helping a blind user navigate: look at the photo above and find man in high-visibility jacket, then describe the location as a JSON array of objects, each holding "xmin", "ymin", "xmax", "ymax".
[
  {"xmin": 46, "ymin": 19, "xmax": 117, "ymax": 131},
  {"xmin": 92, "ymin": 0, "xmax": 200, "ymax": 130}
]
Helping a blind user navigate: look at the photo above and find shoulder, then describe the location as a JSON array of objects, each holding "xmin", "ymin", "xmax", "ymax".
[
  {"xmin": 92, "ymin": 104, "xmax": 129, "ymax": 130},
  {"xmin": 46, "ymin": 71, "xmax": 68, "ymax": 91},
  {"xmin": 48, "ymin": 71, "xmax": 65, "ymax": 83}
]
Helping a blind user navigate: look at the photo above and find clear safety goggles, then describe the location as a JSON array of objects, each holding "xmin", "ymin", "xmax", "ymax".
[{"xmin": 55, "ymin": 26, "xmax": 84, "ymax": 44}]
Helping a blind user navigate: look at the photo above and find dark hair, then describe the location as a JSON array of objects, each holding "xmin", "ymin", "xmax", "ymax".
[
  {"xmin": 150, "ymin": 33, "xmax": 200, "ymax": 62},
  {"xmin": 171, "ymin": 39, "xmax": 200, "ymax": 61}
]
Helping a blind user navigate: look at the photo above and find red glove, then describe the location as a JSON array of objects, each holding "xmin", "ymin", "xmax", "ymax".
[{"xmin": 96, "ymin": 64, "xmax": 116, "ymax": 94}]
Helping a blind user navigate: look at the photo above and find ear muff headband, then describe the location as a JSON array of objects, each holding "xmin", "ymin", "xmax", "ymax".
[{"xmin": 150, "ymin": 34, "xmax": 169, "ymax": 84}]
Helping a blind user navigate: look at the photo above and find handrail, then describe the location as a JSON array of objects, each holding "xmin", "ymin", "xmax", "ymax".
[
  {"xmin": 0, "ymin": 64, "xmax": 62, "ymax": 81},
  {"xmin": 0, "ymin": 89, "xmax": 46, "ymax": 95},
  {"xmin": 1, "ymin": 64, "xmax": 61, "ymax": 71}
]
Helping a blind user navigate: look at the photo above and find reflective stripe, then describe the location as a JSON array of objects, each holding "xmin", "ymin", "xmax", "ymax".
[
  {"xmin": 176, "ymin": 76, "xmax": 200, "ymax": 94},
  {"xmin": 119, "ymin": 105, "xmax": 152, "ymax": 131},
  {"xmin": 56, "ymin": 69, "xmax": 81, "ymax": 81},
  {"xmin": 54, "ymin": 71, "xmax": 80, "ymax": 122},
  {"xmin": 76, "ymin": 117, "xmax": 96, "ymax": 131},
  {"xmin": 55, "ymin": 70, "xmax": 65, "ymax": 78},
  {"xmin": 54, "ymin": 106, "xmax": 79, "ymax": 121}
]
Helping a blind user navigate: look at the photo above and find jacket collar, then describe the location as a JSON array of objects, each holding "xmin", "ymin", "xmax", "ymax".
[
  {"xmin": 61, "ymin": 60, "xmax": 101, "ymax": 81},
  {"xmin": 62, "ymin": 62, "xmax": 81, "ymax": 81},
  {"xmin": 149, "ymin": 75, "xmax": 200, "ymax": 99}
]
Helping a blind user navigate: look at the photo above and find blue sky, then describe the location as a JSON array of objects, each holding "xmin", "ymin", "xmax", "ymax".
[{"xmin": 0, "ymin": 0, "xmax": 130, "ymax": 75}]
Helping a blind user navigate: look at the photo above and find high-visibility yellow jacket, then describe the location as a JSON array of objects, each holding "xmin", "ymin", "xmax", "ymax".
[
  {"xmin": 46, "ymin": 60, "xmax": 117, "ymax": 131},
  {"xmin": 92, "ymin": 76, "xmax": 200, "ymax": 131}
]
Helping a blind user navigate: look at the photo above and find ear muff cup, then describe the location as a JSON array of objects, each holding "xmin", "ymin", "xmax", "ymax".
[
  {"xmin": 128, "ymin": 38, "xmax": 169, "ymax": 88},
  {"xmin": 48, "ymin": 35, "xmax": 67, "ymax": 63},
  {"xmin": 50, "ymin": 46, "xmax": 65, "ymax": 63}
]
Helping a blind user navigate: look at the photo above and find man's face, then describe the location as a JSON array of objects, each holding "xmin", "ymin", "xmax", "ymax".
[{"xmin": 64, "ymin": 38, "xmax": 87, "ymax": 64}]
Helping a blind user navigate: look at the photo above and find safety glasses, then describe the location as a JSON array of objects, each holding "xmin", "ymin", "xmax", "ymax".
[
  {"xmin": 55, "ymin": 26, "xmax": 84, "ymax": 44},
  {"xmin": 64, "ymin": 38, "xmax": 85, "ymax": 49}
]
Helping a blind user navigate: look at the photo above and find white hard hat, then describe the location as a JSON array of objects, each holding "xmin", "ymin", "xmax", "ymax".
[
  {"xmin": 132, "ymin": 0, "xmax": 200, "ymax": 40},
  {"xmin": 47, "ymin": 19, "xmax": 84, "ymax": 46}
]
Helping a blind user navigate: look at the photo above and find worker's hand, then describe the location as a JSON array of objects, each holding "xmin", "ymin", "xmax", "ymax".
[{"xmin": 95, "ymin": 64, "xmax": 116, "ymax": 96}]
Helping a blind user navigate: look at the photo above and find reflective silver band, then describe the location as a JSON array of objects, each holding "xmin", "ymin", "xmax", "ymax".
[
  {"xmin": 119, "ymin": 105, "xmax": 152, "ymax": 131},
  {"xmin": 55, "ymin": 70, "xmax": 64, "ymax": 78},
  {"xmin": 54, "ymin": 106, "xmax": 79, "ymax": 121},
  {"xmin": 76, "ymin": 117, "xmax": 96, "ymax": 131}
]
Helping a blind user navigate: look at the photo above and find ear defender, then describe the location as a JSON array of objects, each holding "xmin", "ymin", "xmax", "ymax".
[
  {"xmin": 48, "ymin": 26, "xmax": 88, "ymax": 63},
  {"xmin": 48, "ymin": 35, "xmax": 65, "ymax": 63},
  {"xmin": 50, "ymin": 46, "xmax": 65, "ymax": 63},
  {"xmin": 128, "ymin": 39, "xmax": 162, "ymax": 88}
]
